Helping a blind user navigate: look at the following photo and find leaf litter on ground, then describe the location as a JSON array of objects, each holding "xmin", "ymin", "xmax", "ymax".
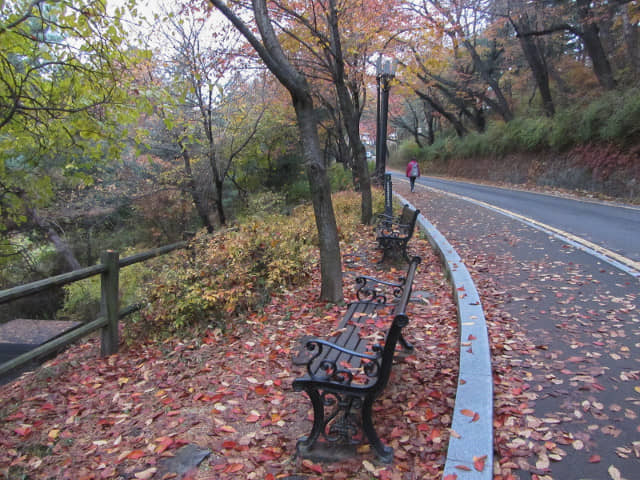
[{"xmin": 0, "ymin": 218, "xmax": 459, "ymax": 479}]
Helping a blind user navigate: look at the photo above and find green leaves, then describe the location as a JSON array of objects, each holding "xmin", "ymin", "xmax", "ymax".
[{"xmin": 0, "ymin": 0, "xmax": 141, "ymax": 229}]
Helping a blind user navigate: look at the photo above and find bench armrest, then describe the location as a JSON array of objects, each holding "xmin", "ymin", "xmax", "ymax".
[
  {"xmin": 376, "ymin": 212, "xmax": 396, "ymax": 221},
  {"xmin": 375, "ymin": 221, "xmax": 411, "ymax": 236},
  {"xmin": 298, "ymin": 338, "xmax": 382, "ymax": 383},
  {"xmin": 355, "ymin": 275, "xmax": 405, "ymax": 303},
  {"xmin": 303, "ymin": 338, "xmax": 379, "ymax": 361}
]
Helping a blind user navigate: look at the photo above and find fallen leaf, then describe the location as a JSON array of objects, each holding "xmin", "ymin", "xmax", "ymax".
[
  {"xmin": 608, "ymin": 465, "xmax": 626, "ymax": 480},
  {"xmin": 224, "ymin": 464, "xmax": 244, "ymax": 473},
  {"xmin": 135, "ymin": 467, "xmax": 157, "ymax": 479},
  {"xmin": 473, "ymin": 455, "xmax": 487, "ymax": 472},
  {"xmin": 302, "ymin": 459, "xmax": 322, "ymax": 474},
  {"xmin": 126, "ymin": 450, "xmax": 145, "ymax": 460}
]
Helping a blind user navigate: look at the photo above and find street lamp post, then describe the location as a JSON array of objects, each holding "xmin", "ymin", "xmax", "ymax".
[{"xmin": 375, "ymin": 57, "xmax": 396, "ymax": 185}]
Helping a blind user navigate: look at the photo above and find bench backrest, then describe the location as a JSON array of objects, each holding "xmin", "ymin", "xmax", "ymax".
[
  {"xmin": 372, "ymin": 256, "xmax": 421, "ymax": 394},
  {"xmin": 405, "ymin": 209, "xmax": 419, "ymax": 240},
  {"xmin": 398, "ymin": 204, "xmax": 413, "ymax": 225}
]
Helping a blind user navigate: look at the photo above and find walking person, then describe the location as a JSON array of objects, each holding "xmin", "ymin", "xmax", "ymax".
[{"xmin": 406, "ymin": 157, "xmax": 420, "ymax": 192}]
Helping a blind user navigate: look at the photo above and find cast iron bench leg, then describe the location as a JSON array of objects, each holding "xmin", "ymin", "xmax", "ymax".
[
  {"xmin": 362, "ymin": 395, "xmax": 393, "ymax": 463},
  {"xmin": 400, "ymin": 333, "xmax": 414, "ymax": 351},
  {"xmin": 296, "ymin": 387, "xmax": 325, "ymax": 456}
]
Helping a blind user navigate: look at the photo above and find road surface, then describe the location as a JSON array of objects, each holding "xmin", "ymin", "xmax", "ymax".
[
  {"xmin": 392, "ymin": 173, "xmax": 640, "ymax": 276},
  {"xmin": 393, "ymin": 178, "xmax": 639, "ymax": 480}
]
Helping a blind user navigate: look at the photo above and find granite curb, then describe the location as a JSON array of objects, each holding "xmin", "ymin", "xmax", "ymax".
[{"xmin": 395, "ymin": 193, "xmax": 493, "ymax": 480}]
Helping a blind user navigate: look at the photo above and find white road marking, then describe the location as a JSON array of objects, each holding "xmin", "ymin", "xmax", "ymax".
[{"xmin": 402, "ymin": 179, "xmax": 640, "ymax": 278}]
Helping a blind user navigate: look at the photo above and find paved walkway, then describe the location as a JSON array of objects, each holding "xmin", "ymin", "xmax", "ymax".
[{"xmin": 395, "ymin": 178, "xmax": 639, "ymax": 480}]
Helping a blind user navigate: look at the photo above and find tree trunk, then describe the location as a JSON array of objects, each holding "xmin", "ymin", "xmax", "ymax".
[
  {"xmin": 416, "ymin": 89, "xmax": 467, "ymax": 137},
  {"xmin": 462, "ymin": 39, "xmax": 514, "ymax": 121},
  {"xmin": 425, "ymin": 109, "xmax": 435, "ymax": 145},
  {"xmin": 212, "ymin": 171, "xmax": 226, "ymax": 226},
  {"xmin": 209, "ymin": 0, "xmax": 343, "ymax": 302},
  {"xmin": 622, "ymin": 7, "xmax": 640, "ymax": 77},
  {"xmin": 513, "ymin": 15, "xmax": 555, "ymax": 116},
  {"xmin": 293, "ymin": 92, "xmax": 343, "ymax": 301},
  {"xmin": 327, "ymin": 0, "xmax": 372, "ymax": 224},
  {"xmin": 581, "ymin": 22, "xmax": 617, "ymax": 90},
  {"xmin": 180, "ymin": 142, "xmax": 215, "ymax": 233},
  {"xmin": 576, "ymin": 0, "xmax": 616, "ymax": 90}
]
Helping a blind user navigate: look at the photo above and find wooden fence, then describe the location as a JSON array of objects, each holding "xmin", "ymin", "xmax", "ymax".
[{"xmin": 0, "ymin": 241, "xmax": 187, "ymax": 377}]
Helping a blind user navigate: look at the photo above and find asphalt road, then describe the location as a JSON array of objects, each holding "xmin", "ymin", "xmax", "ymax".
[
  {"xmin": 392, "ymin": 173, "xmax": 640, "ymax": 273},
  {"xmin": 394, "ymin": 178, "xmax": 639, "ymax": 480}
]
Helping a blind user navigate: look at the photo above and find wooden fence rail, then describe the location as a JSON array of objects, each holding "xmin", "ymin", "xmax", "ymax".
[{"xmin": 0, "ymin": 241, "xmax": 187, "ymax": 377}]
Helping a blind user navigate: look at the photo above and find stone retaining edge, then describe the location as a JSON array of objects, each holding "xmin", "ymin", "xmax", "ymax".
[{"xmin": 395, "ymin": 194, "xmax": 493, "ymax": 480}]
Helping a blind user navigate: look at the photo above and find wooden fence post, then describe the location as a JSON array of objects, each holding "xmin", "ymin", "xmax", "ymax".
[{"xmin": 100, "ymin": 250, "xmax": 119, "ymax": 356}]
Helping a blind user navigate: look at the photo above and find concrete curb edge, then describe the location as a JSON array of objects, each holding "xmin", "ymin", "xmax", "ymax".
[{"xmin": 395, "ymin": 193, "xmax": 493, "ymax": 479}]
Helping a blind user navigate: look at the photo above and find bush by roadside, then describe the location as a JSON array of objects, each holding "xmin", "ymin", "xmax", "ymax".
[{"xmin": 392, "ymin": 88, "xmax": 640, "ymax": 203}]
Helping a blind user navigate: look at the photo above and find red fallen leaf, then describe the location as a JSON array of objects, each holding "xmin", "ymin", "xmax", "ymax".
[
  {"xmin": 13, "ymin": 426, "xmax": 32, "ymax": 437},
  {"xmin": 254, "ymin": 385, "xmax": 269, "ymax": 395},
  {"xmin": 460, "ymin": 409, "xmax": 476, "ymax": 417},
  {"xmin": 245, "ymin": 413, "xmax": 260, "ymax": 423},
  {"xmin": 473, "ymin": 455, "xmax": 487, "ymax": 472},
  {"xmin": 155, "ymin": 436, "xmax": 173, "ymax": 454},
  {"xmin": 588, "ymin": 454, "xmax": 601, "ymax": 463},
  {"xmin": 302, "ymin": 459, "xmax": 323, "ymax": 474},
  {"xmin": 6, "ymin": 411, "xmax": 25, "ymax": 421},
  {"xmin": 472, "ymin": 412, "xmax": 480, "ymax": 422},
  {"xmin": 467, "ymin": 334, "xmax": 477, "ymax": 341},
  {"xmin": 444, "ymin": 474, "xmax": 458, "ymax": 480},
  {"xmin": 455, "ymin": 465, "xmax": 471, "ymax": 471},
  {"xmin": 222, "ymin": 441, "xmax": 237, "ymax": 449},
  {"xmin": 223, "ymin": 463, "xmax": 244, "ymax": 473},
  {"xmin": 257, "ymin": 447, "xmax": 283, "ymax": 462},
  {"xmin": 127, "ymin": 450, "xmax": 145, "ymax": 460}
]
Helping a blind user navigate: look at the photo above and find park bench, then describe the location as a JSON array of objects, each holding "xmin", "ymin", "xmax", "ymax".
[
  {"xmin": 292, "ymin": 256, "xmax": 421, "ymax": 463},
  {"xmin": 375, "ymin": 204, "xmax": 420, "ymax": 263}
]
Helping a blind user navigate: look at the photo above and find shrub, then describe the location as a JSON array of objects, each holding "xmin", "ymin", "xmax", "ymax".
[
  {"xmin": 599, "ymin": 88, "xmax": 640, "ymax": 146},
  {"xmin": 136, "ymin": 191, "xmax": 366, "ymax": 339},
  {"xmin": 415, "ymin": 88, "xmax": 640, "ymax": 158},
  {"xmin": 549, "ymin": 108, "xmax": 581, "ymax": 151},
  {"xmin": 329, "ymin": 162, "xmax": 354, "ymax": 192}
]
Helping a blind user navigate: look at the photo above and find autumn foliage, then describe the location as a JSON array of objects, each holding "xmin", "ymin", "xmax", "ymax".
[
  {"xmin": 0, "ymin": 190, "xmax": 460, "ymax": 480},
  {"xmin": 133, "ymin": 192, "xmax": 382, "ymax": 338}
]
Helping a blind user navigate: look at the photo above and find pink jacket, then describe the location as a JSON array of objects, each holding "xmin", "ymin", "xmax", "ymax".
[{"xmin": 406, "ymin": 160, "xmax": 420, "ymax": 177}]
